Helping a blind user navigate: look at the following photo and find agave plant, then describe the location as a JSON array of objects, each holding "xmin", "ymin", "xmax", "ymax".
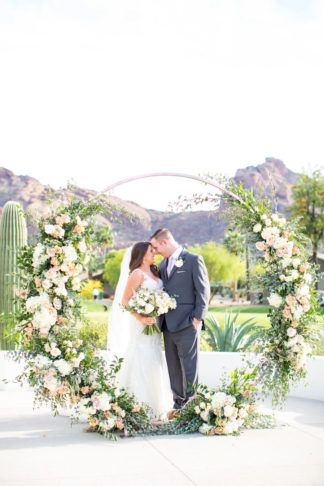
[{"xmin": 204, "ymin": 313, "xmax": 264, "ymax": 352}]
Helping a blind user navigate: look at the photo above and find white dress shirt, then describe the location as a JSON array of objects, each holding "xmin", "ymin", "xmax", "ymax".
[{"xmin": 167, "ymin": 246, "xmax": 183, "ymax": 276}]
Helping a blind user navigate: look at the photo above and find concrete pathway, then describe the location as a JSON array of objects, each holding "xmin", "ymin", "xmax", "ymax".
[{"xmin": 0, "ymin": 390, "xmax": 324, "ymax": 486}]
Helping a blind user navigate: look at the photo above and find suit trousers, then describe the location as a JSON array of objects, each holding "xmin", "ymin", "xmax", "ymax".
[{"xmin": 162, "ymin": 318, "xmax": 200, "ymax": 409}]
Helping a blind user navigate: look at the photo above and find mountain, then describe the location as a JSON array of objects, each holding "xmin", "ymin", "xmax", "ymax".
[
  {"xmin": 0, "ymin": 159, "xmax": 299, "ymax": 247},
  {"xmin": 234, "ymin": 157, "xmax": 298, "ymax": 212}
]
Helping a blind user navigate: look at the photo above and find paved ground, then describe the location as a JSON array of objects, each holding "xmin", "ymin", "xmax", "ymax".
[{"xmin": 0, "ymin": 390, "xmax": 324, "ymax": 486}]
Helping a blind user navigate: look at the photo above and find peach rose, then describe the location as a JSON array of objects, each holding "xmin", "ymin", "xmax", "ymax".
[
  {"xmin": 73, "ymin": 225, "xmax": 84, "ymax": 234},
  {"xmin": 292, "ymin": 245, "xmax": 300, "ymax": 255},
  {"xmin": 116, "ymin": 419, "xmax": 124, "ymax": 430},
  {"xmin": 283, "ymin": 305, "xmax": 292, "ymax": 320},
  {"xmin": 50, "ymin": 257, "xmax": 59, "ymax": 266},
  {"xmin": 255, "ymin": 241, "xmax": 266, "ymax": 251},
  {"xmin": 88, "ymin": 417, "xmax": 99, "ymax": 427},
  {"xmin": 286, "ymin": 295, "xmax": 297, "ymax": 306}
]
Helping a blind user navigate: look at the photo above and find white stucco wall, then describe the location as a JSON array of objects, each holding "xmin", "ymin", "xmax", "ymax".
[{"xmin": 1, "ymin": 351, "xmax": 323, "ymax": 401}]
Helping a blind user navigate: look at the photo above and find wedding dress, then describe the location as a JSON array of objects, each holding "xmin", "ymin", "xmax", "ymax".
[{"xmin": 108, "ymin": 248, "xmax": 173, "ymax": 418}]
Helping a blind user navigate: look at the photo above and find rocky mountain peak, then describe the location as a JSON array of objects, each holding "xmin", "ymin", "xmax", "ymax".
[{"xmin": 0, "ymin": 159, "xmax": 299, "ymax": 246}]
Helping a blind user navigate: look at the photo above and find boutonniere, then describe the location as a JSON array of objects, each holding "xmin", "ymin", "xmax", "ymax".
[{"xmin": 174, "ymin": 257, "xmax": 184, "ymax": 268}]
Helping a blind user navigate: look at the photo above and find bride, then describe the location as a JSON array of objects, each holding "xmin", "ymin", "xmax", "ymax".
[{"xmin": 107, "ymin": 241, "xmax": 173, "ymax": 418}]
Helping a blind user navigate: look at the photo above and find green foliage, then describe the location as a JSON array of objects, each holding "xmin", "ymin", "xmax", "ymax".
[
  {"xmin": 224, "ymin": 230, "xmax": 245, "ymax": 256},
  {"xmin": 93, "ymin": 225, "xmax": 114, "ymax": 248},
  {"xmin": 204, "ymin": 313, "xmax": 264, "ymax": 352},
  {"xmin": 80, "ymin": 279, "xmax": 104, "ymax": 299},
  {"xmin": 289, "ymin": 169, "xmax": 324, "ymax": 262},
  {"xmin": 188, "ymin": 242, "xmax": 245, "ymax": 286},
  {"xmin": 79, "ymin": 318, "xmax": 108, "ymax": 350},
  {"xmin": 0, "ymin": 201, "xmax": 28, "ymax": 349},
  {"xmin": 103, "ymin": 248, "xmax": 126, "ymax": 288}
]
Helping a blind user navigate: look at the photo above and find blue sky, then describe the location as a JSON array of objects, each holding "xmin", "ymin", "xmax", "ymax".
[{"xmin": 0, "ymin": 0, "xmax": 323, "ymax": 209}]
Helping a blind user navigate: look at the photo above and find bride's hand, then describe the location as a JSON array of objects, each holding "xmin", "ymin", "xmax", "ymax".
[{"xmin": 137, "ymin": 315, "xmax": 156, "ymax": 326}]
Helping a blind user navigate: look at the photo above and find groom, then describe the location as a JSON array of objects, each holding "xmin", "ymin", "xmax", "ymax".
[{"xmin": 150, "ymin": 228, "xmax": 210, "ymax": 410}]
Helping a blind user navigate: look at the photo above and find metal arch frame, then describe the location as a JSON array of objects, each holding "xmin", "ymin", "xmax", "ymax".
[{"xmin": 99, "ymin": 172, "xmax": 242, "ymax": 203}]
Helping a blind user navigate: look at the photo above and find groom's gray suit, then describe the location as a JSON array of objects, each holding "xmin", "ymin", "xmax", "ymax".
[{"xmin": 159, "ymin": 248, "xmax": 210, "ymax": 409}]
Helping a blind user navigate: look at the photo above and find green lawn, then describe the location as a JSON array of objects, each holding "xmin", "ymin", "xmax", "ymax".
[{"xmin": 80, "ymin": 299, "xmax": 324, "ymax": 355}]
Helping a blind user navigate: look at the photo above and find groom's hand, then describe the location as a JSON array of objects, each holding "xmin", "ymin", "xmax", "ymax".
[{"xmin": 192, "ymin": 318, "xmax": 202, "ymax": 331}]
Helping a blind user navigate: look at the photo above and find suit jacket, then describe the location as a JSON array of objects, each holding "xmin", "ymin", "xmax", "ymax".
[{"xmin": 159, "ymin": 248, "xmax": 210, "ymax": 332}]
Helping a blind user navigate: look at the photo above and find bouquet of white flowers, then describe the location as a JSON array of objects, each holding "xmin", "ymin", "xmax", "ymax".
[{"xmin": 123, "ymin": 287, "xmax": 177, "ymax": 335}]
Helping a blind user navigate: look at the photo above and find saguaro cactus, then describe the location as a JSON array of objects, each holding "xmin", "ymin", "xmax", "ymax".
[{"xmin": 0, "ymin": 201, "xmax": 27, "ymax": 349}]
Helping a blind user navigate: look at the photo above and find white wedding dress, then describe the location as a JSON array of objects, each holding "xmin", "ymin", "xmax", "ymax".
[{"xmin": 108, "ymin": 249, "xmax": 173, "ymax": 418}]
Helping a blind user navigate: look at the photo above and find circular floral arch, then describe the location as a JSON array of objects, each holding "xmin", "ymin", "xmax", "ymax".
[{"xmin": 13, "ymin": 172, "xmax": 317, "ymax": 438}]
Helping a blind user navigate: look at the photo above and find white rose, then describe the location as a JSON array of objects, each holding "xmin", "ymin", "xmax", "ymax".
[
  {"xmin": 287, "ymin": 327, "xmax": 297, "ymax": 338},
  {"xmin": 297, "ymin": 284, "xmax": 309, "ymax": 296},
  {"xmin": 54, "ymin": 359, "xmax": 72, "ymax": 376},
  {"xmin": 44, "ymin": 224, "xmax": 56, "ymax": 235},
  {"xmin": 55, "ymin": 284, "xmax": 67, "ymax": 297},
  {"xmin": 200, "ymin": 411, "xmax": 209, "ymax": 422},
  {"xmin": 144, "ymin": 303, "xmax": 155, "ymax": 314},
  {"xmin": 44, "ymin": 376, "xmax": 58, "ymax": 392},
  {"xmin": 34, "ymin": 355, "xmax": 51, "ymax": 368},
  {"xmin": 253, "ymin": 223, "xmax": 262, "ymax": 233},
  {"xmin": 53, "ymin": 298, "xmax": 62, "ymax": 310},
  {"xmin": 50, "ymin": 347, "xmax": 61, "ymax": 357},
  {"xmin": 42, "ymin": 279, "xmax": 52, "ymax": 290},
  {"xmin": 268, "ymin": 293, "xmax": 283, "ymax": 308},
  {"xmin": 26, "ymin": 293, "xmax": 50, "ymax": 312},
  {"xmin": 211, "ymin": 391, "xmax": 227, "ymax": 409},
  {"xmin": 63, "ymin": 245, "xmax": 78, "ymax": 262},
  {"xmin": 96, "ymin": 393, "xmax": 112, "ymax": 411},
  {"xmin": 224, "ymin": 405, "xmax": 235, "ymax": 417},
  {"xmin": 32, "ymin": 307, "xmax": 57, "ymax": 335}
]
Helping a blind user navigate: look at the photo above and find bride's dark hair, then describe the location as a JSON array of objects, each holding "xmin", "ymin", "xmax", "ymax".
[{"xmin": 129, "ymin": 242, "xmax": 159, "ymax": 276}]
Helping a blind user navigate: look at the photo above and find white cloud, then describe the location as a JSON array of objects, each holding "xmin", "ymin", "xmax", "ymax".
[{"xmin": 0, "ymin": 0, "xmax": 323, "ymax": 209}]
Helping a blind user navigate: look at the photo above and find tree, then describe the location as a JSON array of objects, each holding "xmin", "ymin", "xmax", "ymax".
[
  {"xmin": 188, "ymin": 242, "xmax": 245, "ymax": 301},
  {"xmin": 289, "ymin": 170, "xmax": 324, "ymax": 263},
  {"xmin": 89, "ymin": 225, "xmax": 114, "ymax": 277},
  {"xmin": 103, "ymin": 249, "xmax": 126, "ymax": 289}
]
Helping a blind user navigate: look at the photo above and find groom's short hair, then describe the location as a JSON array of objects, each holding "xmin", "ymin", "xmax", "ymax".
[{"xmin": 151, "ymin": 228, "xmax": 173, "ymax": 241}]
